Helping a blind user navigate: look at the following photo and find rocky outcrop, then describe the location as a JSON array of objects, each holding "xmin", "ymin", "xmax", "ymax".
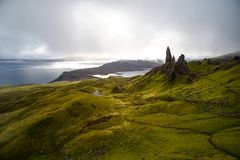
[
  {"xmin": 166, "ymin": 46, "xmax": 172, "ymax": 63},
  {"xmin": 174, "ymin": 54, "xmax": 190, "ymax": 75},
  {"xmin": 147, "ymin": 47, "xmax": 191, "ymax": 82}
]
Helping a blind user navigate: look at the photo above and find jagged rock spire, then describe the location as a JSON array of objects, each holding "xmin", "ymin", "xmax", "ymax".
[
  {"xmin": 178, "ymin": 54, "xmax": 185, "ymax": 62},
  {"xmin": 147, "ymin": 47, "xmax": 192, "ymax": 83},
  {"xmin": 166, "ymin": 46, "xmax": 172, "ymax": 63},
  {"xmin": 163, "ymin": 48, "xmax": 191, "ymax": 81},
  {"xmin": 175, "ymin": 54, "xmax": 190, "ymax": 75}
]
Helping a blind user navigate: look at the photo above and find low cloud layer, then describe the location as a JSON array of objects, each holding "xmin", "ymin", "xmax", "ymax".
[{"xmin": 0, "ymin": 0, "xmax": 240, "ymax": 59}]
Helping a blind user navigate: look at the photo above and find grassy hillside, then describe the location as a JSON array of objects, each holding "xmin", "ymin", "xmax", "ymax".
[{"xmin": 0, "ymin": 59, "xmax": 240, "ymax": 160}]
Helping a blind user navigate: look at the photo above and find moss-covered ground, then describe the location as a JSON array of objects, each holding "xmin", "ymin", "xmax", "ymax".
[{"xmin": 0, "ymin": 60, "xmax": 240, "ymax": 160}]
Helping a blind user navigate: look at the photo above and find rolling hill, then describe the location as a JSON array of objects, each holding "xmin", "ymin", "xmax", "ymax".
[{"xmin": 0, "ymin": 48, "xmax": 240, "ymax": 160}]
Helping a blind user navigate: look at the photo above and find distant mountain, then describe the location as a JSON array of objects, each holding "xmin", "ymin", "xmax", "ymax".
[
  {"xmin": 52, "ymin": 60, "xmax": 162, "ymax": 82},
  {"xmin": 211, "ymin": 51, "xmax": 240, "ymax": 60}
]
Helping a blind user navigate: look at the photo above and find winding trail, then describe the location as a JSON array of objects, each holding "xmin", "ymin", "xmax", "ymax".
[{"xmin": 92, "ymin": 89, "xmax": 101, "ymax": 96}]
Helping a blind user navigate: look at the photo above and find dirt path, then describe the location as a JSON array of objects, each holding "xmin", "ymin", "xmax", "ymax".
[{"xmin": 92, "ymin": 89, "xmax": 101, "ymax": 96}]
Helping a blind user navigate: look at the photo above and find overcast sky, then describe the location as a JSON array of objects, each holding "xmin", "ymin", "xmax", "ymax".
[{"xmin": 0, "ymin": 0, "xmax": 240, "ymax": 60}]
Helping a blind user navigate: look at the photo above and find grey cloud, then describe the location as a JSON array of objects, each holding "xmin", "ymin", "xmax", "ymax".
[{"xmin": 0, "ymin": 0, "xmax": 239, "ymax": 59}]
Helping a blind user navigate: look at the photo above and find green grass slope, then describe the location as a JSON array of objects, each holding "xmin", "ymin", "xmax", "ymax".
[{"xmin": 0, "ymin": 60, "xmax": 240, "ymax": 160}]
